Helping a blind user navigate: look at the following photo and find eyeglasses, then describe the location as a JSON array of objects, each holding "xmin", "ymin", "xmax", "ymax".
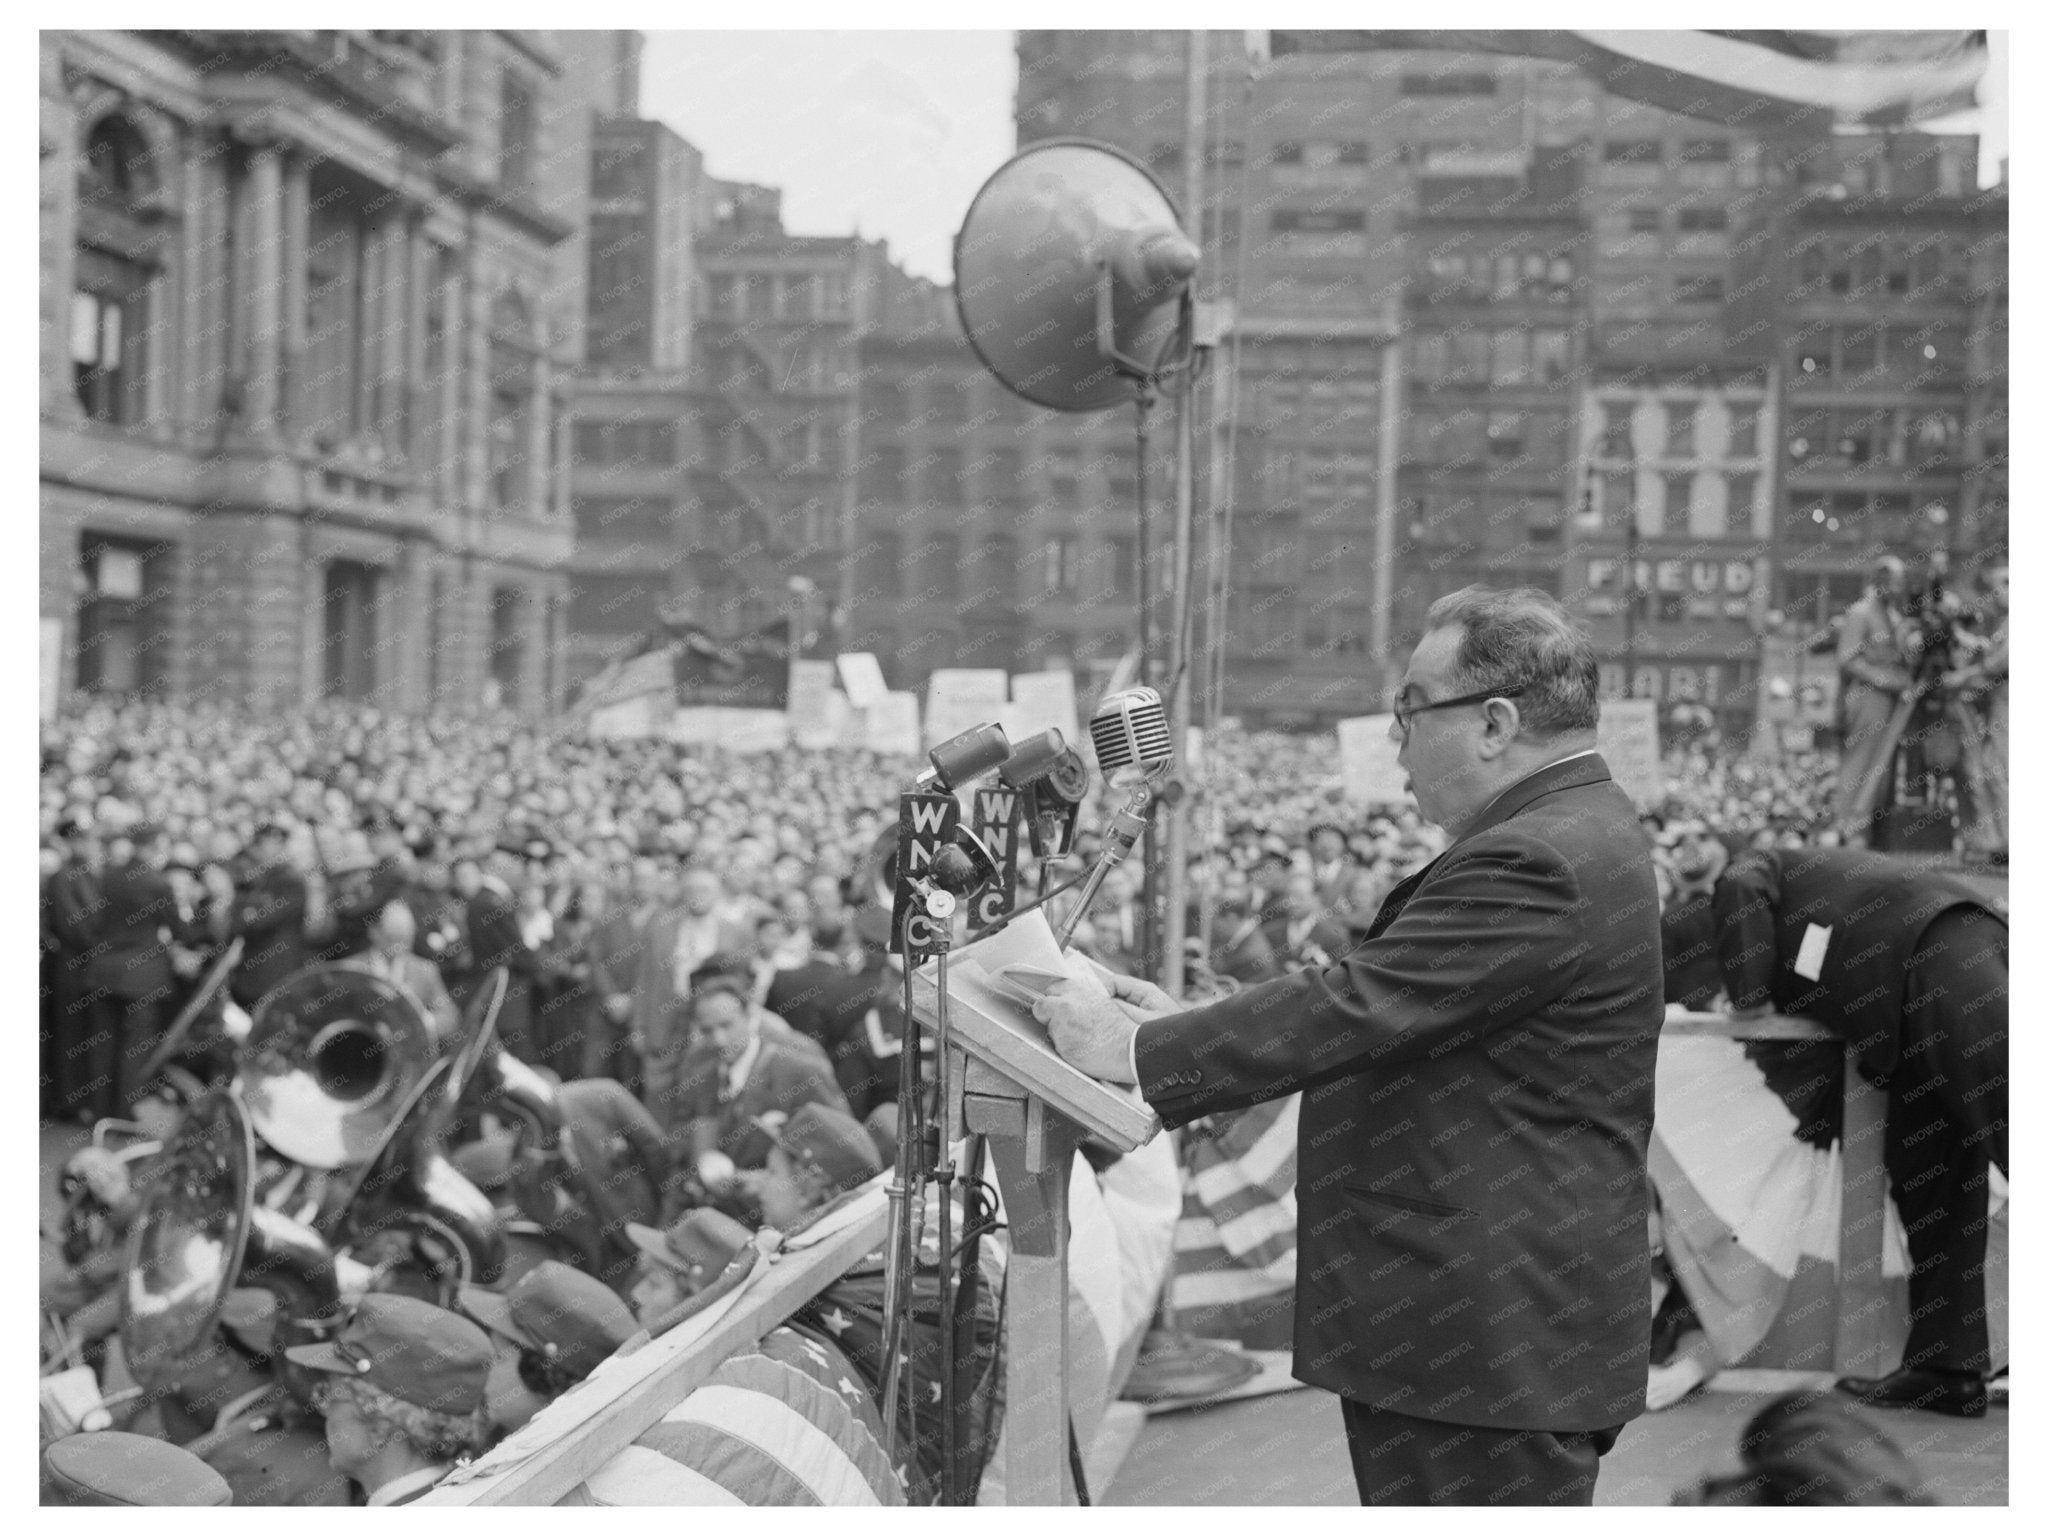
[{"xmin": 1392, "ymin": 684, "xmax": 1527, "ymax": 739}]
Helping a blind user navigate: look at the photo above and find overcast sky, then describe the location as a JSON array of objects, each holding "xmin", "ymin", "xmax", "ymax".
[
  {"xmin": 637, "ymin": 30, "xmax": 2008, "ymax": 287},
  {"xmin": 639, "ymin": 30, "xmax": 1018, "ymax": 282}
]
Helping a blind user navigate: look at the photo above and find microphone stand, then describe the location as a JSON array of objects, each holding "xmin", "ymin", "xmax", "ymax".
[
  {"xmin": 1053, "ymin": 782, "xmax": 1156, "ymax": 951},
  {"xmin": 880, "ymin": 895, "xmax": 930, "ymax": 1470}
]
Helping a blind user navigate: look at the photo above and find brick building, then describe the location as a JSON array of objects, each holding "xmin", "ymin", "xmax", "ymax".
[{"xmin": 43, "ymin": 29, "xmax": 631, "ymax": 714}]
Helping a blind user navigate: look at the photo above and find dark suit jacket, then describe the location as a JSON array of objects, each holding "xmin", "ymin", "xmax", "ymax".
[
  {"xmin": 1137, "ymin": 754, "xmax": 1662, "ymax": 1433},
  {"xmin": 676, "ymin": 1035, "xmax": 853, "ymax": 1164},
  {"xmin": 1711, "ymin": 847, "xmax": 2004, "ymax": 1082},
  {"xmin": 231, "ymin": 863, "xmax": 308, "ymax": 1007},
  {"xmin": 1258, "ymin": 913, "xmax": 1352, "ymax": 971},
  {"xmin": 90, "ymin": 861, "xmax": 177, "ymax": 1001}
]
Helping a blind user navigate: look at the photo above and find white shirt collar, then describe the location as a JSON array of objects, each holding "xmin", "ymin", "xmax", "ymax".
[{"xmin": 365, "ymin": 1465, "xmax": 445, "ymax": 1506}]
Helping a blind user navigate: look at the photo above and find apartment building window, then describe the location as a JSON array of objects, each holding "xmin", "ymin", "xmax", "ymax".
[
  {"xmin": 1043, "ymin": 534, "xmax": 1081, "ymax": 595},
  {"xmin": 1604, "ymin": 139, "xmax": 1663, "ymax": 164},
  {"xmin": 1448, "ymin": 327, "xmax": 1489, "ymax": 384},
  {"xmin": 1601, "ymin": 471, "xmax": 1636, "ymax": 526},
  {"xmin": 1628, "ymin": 208, "xmax": 1662, "ymax": 234},
  {"xmin": 1664, "ymin": 402, "xmax": 1696, "ymax": 457},
  {"xmin": 1107, "ymin": 535, "xmax": 1136, "ymax": 595},
  {"xmin": 591, "ymin": 139, "xmax": 645, "ymax": 200},
  {"xmin": 488, "ymin": 294, "xmax": 536, "ymax": 511},
  {"xmin": 1272, "ymin": 209, "xmax": 1366, "ymax": 234},
  {"xmin": 1795, "ymin": 332, "xmax": 1832, "ymax": 377},
  {"xmin": 980, "ymin": 446, "xmax": 1023, "ymax": 501},
  {"xmin": 925, "ymin": 533, "xmax": 962, "ymax": 599},
  {"xmin": 1212, "ymin": 138, "xmax": 1245, "ymax": 170},
  {"xmin": 982, "ymin": 533, "xmax": 1018, "ymax": 602},
  {"xmin": 1522, "ymin": 493, "xmax": 1564, "ymax": 543},
  {"xmin": 1337, "ymin": 140, "xmax": 1370, "ymax": 165},
  {"xmin": 1599, "ymin": 402, "xmax": 1635, "ymax": 460},
  {"xmin": 1673, "ymin": 276, "xmax": 1723, "ymax": 304},
  {"xmin": 1401, "ymin": 72, "xmax": 1496, "ymax": 96},
  {"xmin": 572, "ymin": 494, "xmax": 674, "ymax": 544},
  {"xmin": 1678, "ymin": 138, "xmax": 1731, "ymax": 163},
  {"xmin": 864, "ymin": 531, "xmax": 904, "ymax": 600},
  {"xmin": 1148, "ymin": 142, "xmax": 1181, "ymax": 175},
  {"xmin": 1676, "ymin": 206, "xmax": 1728, "ymax": 232},
  {"xmin": 924, "ymin": 447, "xmax": 966, "ymax": 501},
  {"xmin": 1663, "ymin": 473, "xmax": 1695, "ymax": 533},
  {"xmin": 1727, "ymin": 403, "xmax": 1760, "ymax": 458},
  {"xmin": 1531, "ymin": 329, "xmax": 1571, "ymax": 384},
  {"xmin": 499, "ymin": 70, "xmax": 538, "ymax": 198},
  {"xmin": 704, "ymin": 273, "xmax": 743, "ymax": 321},
  {"xmin": 1490, "ymin": 330, "xmax": 1531, "ymax": 387},
  {"xmin": 1486, "ymin": 411, "xmax": 1525, "ymax": 460},
  {"xmin": 1839, "ymin": 325, "xmax": 1879, "ymax": 377},
  {"xmin": 1272, "ymin": 141, "xmax": 1304, "ymax": 165},
  {"xmin": 1724, "ymin": 472, "xmax": 1757, "ymax": 530},
  {"xmin": 868, "ymin": 381, "xmax": 909, "ymax": 428},
  {"xmin": 861, "ymin": 445, "xmax": 905, "ymax": 498}
]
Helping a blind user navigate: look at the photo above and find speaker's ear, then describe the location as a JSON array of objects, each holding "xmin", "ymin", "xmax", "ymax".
[{"xmin": 955, "ymin": 138, "xmax": 1199, "ymax": 414}]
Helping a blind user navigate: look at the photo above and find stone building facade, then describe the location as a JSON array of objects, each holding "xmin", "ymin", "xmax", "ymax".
[{"xmin": 42, "ymin": 29, "xmax": 634, "ymax": 715}]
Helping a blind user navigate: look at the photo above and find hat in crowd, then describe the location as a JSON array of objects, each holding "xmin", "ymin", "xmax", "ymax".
[
  {"xmin": 457, "ymin": 1261, "xmax": 637, "ymax": 1384},
  {"xmin": 255, "ymin": 820, "xmax": 292, "ymax": 842},
  {"xmin": 1307, "ymin": 822, "xmax": 1347, "ymax": 844},
  {"xmin": 760, "ymin": 1104, "xmax": 884, "ymax": 1201},
  {"xmin": 42, "ymin": 1433, "xmax": 232, "ymax": 1507},
  {"xmin": 626, "ymin": 1208, "xmax": 754, "ymax": 1288},
  {"xmin": 283, "ymin": 1292, "xmax": 493, "ymax": 1416}
]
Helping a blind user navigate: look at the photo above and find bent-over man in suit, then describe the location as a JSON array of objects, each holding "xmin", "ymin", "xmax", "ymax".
[
  {"xmin": 1713, "ymin": 846, "xmax": 2007, "ymax": 1417},
  {"xmin": 1037, "ymin": 586, "xmax": 1664, "ymax": 1505}
]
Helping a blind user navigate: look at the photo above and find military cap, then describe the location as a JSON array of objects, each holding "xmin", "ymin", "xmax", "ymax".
[
  {"xmin": 762, "ymin": 1103, "xmax": 884, "ymax": 1201},
  {"xmin": 457, "ymin": 1261, "xmax": 636, "ymax": 1384},
  {"xmin": 626, "ymin": 1208, "xmax": 754, "ymax": 1287},
  {"xmin": 42, "ymin": 1432, "xmax": 232, "ymax": 1506},
  {"xmin": 283, "ymin": 1293, "xmax": 492, "ymax": 1415}
]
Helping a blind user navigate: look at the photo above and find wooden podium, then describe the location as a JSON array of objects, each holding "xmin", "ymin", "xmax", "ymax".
[{"xmin": 910, "ymin": 961, "xmax": 1161, "ymax": 1505}]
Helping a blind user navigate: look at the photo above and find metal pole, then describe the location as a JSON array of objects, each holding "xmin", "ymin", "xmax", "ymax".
[
  {"xmin": 1160, "ymin": 28, "xmax": 1206, "ymax": 997},
  {"xmin": 1369, "ymin": 293, "xmax": 1404, "ymax": 704},
  {"xmin": 1623, "ymin": 511, "xmax": 1640, "ymax": 698}
]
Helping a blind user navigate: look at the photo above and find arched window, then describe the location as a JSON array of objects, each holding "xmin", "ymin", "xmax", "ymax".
[
  {"xmin": 488, "ymin": 293, "xmax": 535, "ymax": 511},
  {"xmin": 72, "ymin": 115, "xmax": 160, "ymax": 426}
]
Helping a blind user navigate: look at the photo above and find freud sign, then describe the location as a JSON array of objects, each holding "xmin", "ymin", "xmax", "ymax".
[{"xmin": 1582, "ymin": 553, "xmax": 1765, "ymax": 623}]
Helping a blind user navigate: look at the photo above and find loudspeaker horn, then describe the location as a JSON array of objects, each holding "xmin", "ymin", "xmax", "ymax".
[{"xmin": 954, "ymin": 138, "xmax": 1200, "ymax": 413}]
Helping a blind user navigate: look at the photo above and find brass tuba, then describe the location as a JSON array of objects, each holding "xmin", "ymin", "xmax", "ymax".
[
  {"xmin": 237, "ymin": 966, "xmax": 438, "ymax": 1169},
  {"xmin": 119, "ymin": 1087, "xmax": 256, "ymax": 1394},
  {"xmin": 236, "ymin": 963, "xmax": 506, "ymax": 1296}
]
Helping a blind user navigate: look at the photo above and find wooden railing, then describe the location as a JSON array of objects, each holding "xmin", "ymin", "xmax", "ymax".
[{"xmin": 1660, "ymin": 1010, "xmax": 1888, "ymax": 1377}]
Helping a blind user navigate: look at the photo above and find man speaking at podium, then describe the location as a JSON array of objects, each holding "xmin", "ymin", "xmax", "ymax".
[{"xmin": 1036, "ymin": 588, "xmax": 1663, "ymax": 1506}]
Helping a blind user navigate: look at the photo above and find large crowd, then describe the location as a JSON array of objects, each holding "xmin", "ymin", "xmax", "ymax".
[
  {"xmin": 38, "ymin": 695, "xmax": 1997, "ymax": 1506},
  {"xmin": 37, "ymin": 696, "xmax": 1868, "ymax": 1133}
]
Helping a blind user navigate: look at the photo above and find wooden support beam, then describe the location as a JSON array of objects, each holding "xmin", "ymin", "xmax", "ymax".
[{"xmin": 421, "ymin": 1198, "xmax": 889, "ymax": 1506}]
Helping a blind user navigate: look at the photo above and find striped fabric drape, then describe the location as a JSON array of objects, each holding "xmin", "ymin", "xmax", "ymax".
[
  {"xmin": 1260, "ymin": 30, "xmax": 1988, "ymax": 130},
  {"xmin": 1170, "ymin": 1096, "xmax": 1301, "ymax": 1347},
  {"xmin": 561, "ymin": 1325, "xmax": 905, "ymax": 1507}
]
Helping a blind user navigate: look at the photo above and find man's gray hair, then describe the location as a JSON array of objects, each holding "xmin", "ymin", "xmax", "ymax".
[{"xmin": 1424, "ymin": 586, "xmax": 1601, "ymax": 740}]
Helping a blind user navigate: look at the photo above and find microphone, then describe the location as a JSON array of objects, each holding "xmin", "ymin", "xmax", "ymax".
[
  {"xmin": 914, "ymin": 723, "xmax": 1011, "ymax": 793},
  {"xmin": 1053, "ymin": 689, "xmax": 1173, "ymax": 951},
  {"xmin": 999, "ymin": 729, "xmax": 1091, "ymax": 864},
  {"xmin": 1089, "ymin": 686, "xmax": 1172, "ymax": 776}
]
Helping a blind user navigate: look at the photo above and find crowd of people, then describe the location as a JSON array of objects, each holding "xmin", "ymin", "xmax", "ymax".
[
  {"xmin": 38, "ymin": 694, "xmax": 1901, "ymax": 1134},
  {"xmin": 37, "ymin": 686, "xmax": 1999, "ymax": 1504}
]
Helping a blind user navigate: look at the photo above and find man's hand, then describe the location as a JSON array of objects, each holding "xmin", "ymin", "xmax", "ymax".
[{"xmin": 1031, "ymin": 976, "xmax": 1169, "ymax": 1087}]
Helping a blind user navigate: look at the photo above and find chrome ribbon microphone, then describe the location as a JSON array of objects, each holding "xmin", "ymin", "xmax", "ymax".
[
  {"xmin": 1055, "ymin": 687, "xmax": 1173, "ymax": 950},
  {"xmin": 1088, "ymin": 686, "xmax": 1172, "ymax": 777}
]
